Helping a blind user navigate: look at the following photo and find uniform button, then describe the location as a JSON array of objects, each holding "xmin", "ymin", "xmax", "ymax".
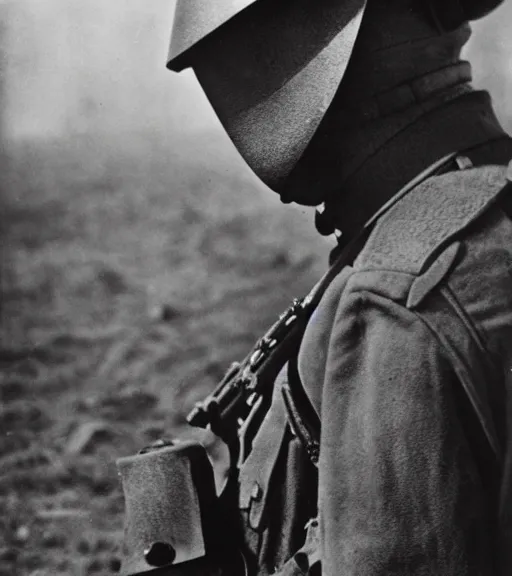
[{"xmin": 251, "ymin": 482, "xmax": 263, "ymax": 501}]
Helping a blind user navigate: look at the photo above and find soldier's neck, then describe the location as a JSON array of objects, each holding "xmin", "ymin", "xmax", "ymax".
[
  {"xmin": 300, "ymin": 8, "xmax": 507, "ymax": 234},
  {"xmin": 329, "ymin": 87, "xmax": 507, "ymax": 237},
  {"xmin": 327, "ymin": 18, "xmax": 509, "ymax": 235}
]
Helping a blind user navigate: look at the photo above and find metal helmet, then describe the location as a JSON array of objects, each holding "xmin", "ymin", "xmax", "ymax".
[
  {"xmin": 167, "ymin": 0, "xmax": 505, "ymax": 203},
  {"xmin": 167, "ymin": 0, "xmax": 368, "ymax": 202}
]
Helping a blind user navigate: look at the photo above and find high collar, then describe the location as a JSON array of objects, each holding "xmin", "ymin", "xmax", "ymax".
[
  {"xmin": 329, "ymin": 89, "xmax": 508, "ymax": 238},
  {"xmin": 283, "ymin": 1, "xmax": 509, "ymax": 216},
  {"xmin": 284, "ymin": 12, "xmax": 509, "ymax": 235},
  {"xmin": 281, "ymin": 3, "xmax": 480, "ymax": 206}
]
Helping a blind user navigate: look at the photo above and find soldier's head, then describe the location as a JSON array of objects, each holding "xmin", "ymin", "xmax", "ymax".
[{"xmin": 168, "ymin": 0, "xmax": 504, "ymax": 205}]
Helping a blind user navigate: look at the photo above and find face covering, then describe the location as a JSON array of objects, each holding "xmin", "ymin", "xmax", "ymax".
[
  {"xmin": 167, "ymin": 0, "xmax": 504, "ymax": 206},
  {"xmin": 167, "ymin": 0, "xmax": 368, "ymax": 200}
]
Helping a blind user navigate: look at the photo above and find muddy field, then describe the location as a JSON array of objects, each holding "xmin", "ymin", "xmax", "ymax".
[
  {"xmin": 0, "ymin": 129, "xmax": 328, "ymax": 575},
  {"xmin": 2, "ymin": 97, "xmax": 512, "ymax": 576},
  {"xmin": 3, "ymin": 110, "xmax": 512, "ymax": 576}
]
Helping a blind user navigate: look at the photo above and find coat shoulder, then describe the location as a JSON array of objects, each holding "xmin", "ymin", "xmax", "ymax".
[
  {"xmin": 299, "ymin": 164, "xmax": 512, "ymax": 413},
  {"xmin": 355, "ymin": 164, "xmax": 511, "ymax": 277}
]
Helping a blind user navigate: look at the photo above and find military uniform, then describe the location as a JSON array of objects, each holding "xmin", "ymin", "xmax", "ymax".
[
  {"xmin": 313, "ymin": 164, "xmax": 512, "ymax": 576},
  {"xmin": 239, "ymin": 156, "xmax": 512, "ymax": 575},
  {"xmin": 118, "ymin": 1, "xmax": 512, "ymax": 575},
  {"xmin": 228, "ymin": 3, "xmax": 512, "ymax": 570}
]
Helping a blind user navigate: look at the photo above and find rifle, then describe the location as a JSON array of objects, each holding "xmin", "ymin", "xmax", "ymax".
[
  {"xmin": 185, "ymin": 215, "xmax": 378, "ymax": 474},
  {"xmin": 186, "ymin": 296, "xmax": 311, "ymax": 470},
  {"xmin": 183, "ymin": 152, "xmax": 462, "ymax": 471},
  {"xmin": 116, "ymin": 254, "xmax": 353, "ymax": 575},
  {"xmin": 116, "ymin": 293, "xmax": 321, "ymax": 576},
  {"xmin": 116, "ymin": 153, "xmax": 460, "ymax": 575}
]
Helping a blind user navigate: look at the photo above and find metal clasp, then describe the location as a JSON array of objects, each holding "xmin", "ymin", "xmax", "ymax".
[{"xmin": 236, "ymin": 393, "xmax": 264, "ymax": 468}]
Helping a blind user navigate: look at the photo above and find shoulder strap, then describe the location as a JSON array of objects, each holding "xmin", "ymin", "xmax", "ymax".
[{"xmin": 355, "ymin": 163, "xmax": 511, "ymax": 274}]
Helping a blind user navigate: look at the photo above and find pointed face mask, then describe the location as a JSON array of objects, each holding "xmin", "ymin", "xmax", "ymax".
[
  {"xmin": 167, "ymin": 0, "xmax": 504, "ymax": 205},
  {"xmin": 167, "ymin": 0, "xmax": 368, "ymax": 205}
]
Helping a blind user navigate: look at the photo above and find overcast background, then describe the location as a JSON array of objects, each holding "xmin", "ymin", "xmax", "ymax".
[{"xmin": 2, "ymin": 0, "xmax": 512, "ymax": 154}]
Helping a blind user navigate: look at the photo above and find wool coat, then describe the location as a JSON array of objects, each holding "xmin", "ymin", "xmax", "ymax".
[{"xmin": 238, "ymin": 160, "xmax": 512, "ymax": 576}]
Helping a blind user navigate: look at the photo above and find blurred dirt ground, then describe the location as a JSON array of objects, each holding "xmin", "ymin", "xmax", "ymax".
[{"xmin": 0, "ymin": 130, "xmax": 329, "ymax": 576}]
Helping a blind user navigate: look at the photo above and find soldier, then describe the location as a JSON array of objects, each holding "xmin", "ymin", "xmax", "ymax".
[{"xmin": 119, "ymin": 0, "xmax": 512, "ymax": 575}]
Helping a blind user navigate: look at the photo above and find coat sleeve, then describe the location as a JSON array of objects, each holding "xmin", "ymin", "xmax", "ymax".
[{"xmin": 318, "ymin": 288, "xmax": 493, "ymax": 576}]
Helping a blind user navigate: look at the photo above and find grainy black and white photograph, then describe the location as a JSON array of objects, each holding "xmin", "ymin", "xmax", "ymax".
[{"xmin": 1, "ymin": 1, "xmax": 512, "ymax": 575}]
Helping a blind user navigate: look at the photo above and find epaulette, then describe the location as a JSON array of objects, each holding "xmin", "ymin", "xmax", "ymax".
[
  {"xmin": 354, "ymin": 163, "xmax": 512, "ymax": 277},
  {"xmin": 351, "ymin": 162, "xmax": 512, "ymax": 470},
  {"xmin": 290, "ymin": 161, "xmax": 512, "ymax": 473}
]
